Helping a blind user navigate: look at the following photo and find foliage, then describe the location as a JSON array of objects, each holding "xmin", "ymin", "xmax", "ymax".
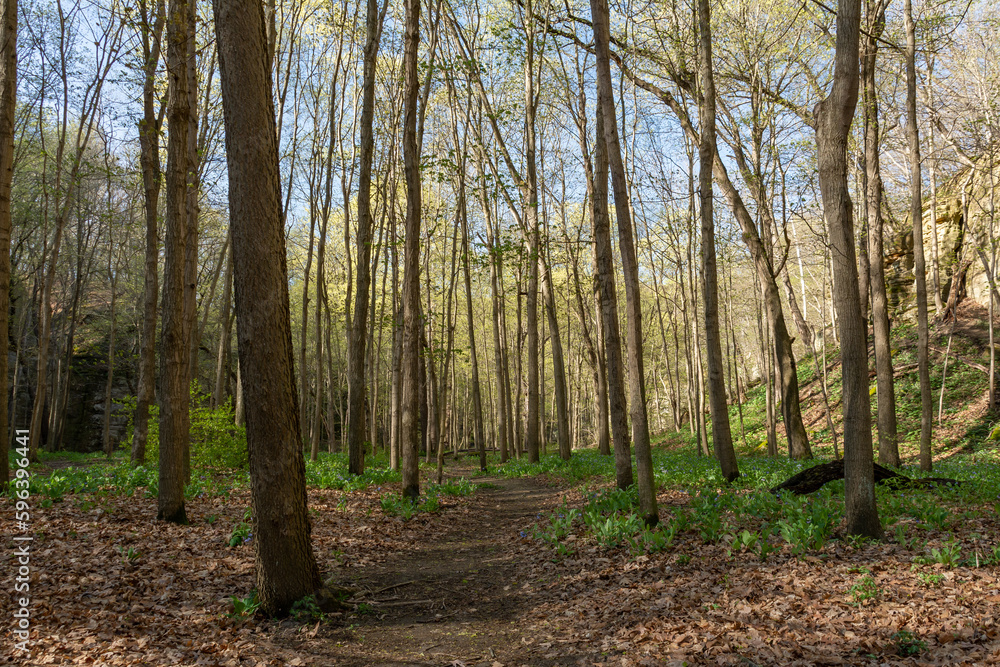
[
  {"xmin": 122, "ymin": 384, "xmax": 249, "ymax": 471},
  {"xmin": 227, "ymin": 591, "xmax": 261, "ymax": 620},
  {"xmin": 892, "ymin": 630, "xmax": 927, "ymax": 657},
  {"xmin": 847, "ymin": 571, "xmax": 880, "ymax": 607},
  {"xmin": 229, "ymin": 509, "xmax": 253, "ymax": 547},
  {"xmin": 379, "ymin": 492, "xmax": 440, "ymax": 519}
]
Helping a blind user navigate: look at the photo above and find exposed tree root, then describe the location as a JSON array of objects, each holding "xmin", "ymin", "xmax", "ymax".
[{"xmin": 770, "ymin": 458, "xmax": 961, "ymax": 495}]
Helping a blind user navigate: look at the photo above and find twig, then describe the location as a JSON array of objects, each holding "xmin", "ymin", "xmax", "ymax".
[{"xmin": 358, "ymin": 579, "xmax": 418, "ymax": 599}]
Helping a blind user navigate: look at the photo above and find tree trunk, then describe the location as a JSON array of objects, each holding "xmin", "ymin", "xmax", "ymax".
[
  {"xmin": 905, "ymin": 0, "xmax": 933, "ymax": 472},
  {"xmin": 400, "ymin": 0, "xmax": 422, "ymax": 501},
  {"xmin": 591, "ymin": 0, "xmax": 657, "ymax": 525},
  {"xmin": 0, "ymin": 0, "xmax": 16, "ymax": 490},
  {"xmin": 212, "ymin": 248, "xmax": 233, "ymax": 408},
  {"xmin": 158, "ymin": 0, "xmax": 192, "ymax": 524},
  {"xmin": 814, "ymin": 0, "xmax": 881, "ymax": 538},
  {"xmin": 213, "ymin": 0, "xmax": 321, "ymax": 615},
  {"xmin": 131, "ymin": 0, "xmax": 164, "ymax": 467},
  {"xmin": 862, "ymin": 0, "xmax": 899, "ymax": 467},
  {"xmin": 697, "ymin": 0, "xmax": 738, "ymax": 482},
  {"xmin": 522, "ymin": 0, "xmax": 540, "ymax": 464},
  {"xmin": 592, "ymin": 99, "xmax": 632, "ymax": 491},
  {"xmin": 347, "ymin": 0, "xmax": 384, "ymax": 477}
]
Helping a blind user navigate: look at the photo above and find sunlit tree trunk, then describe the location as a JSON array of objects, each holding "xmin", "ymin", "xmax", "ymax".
[
  {"xmin": 905, "ymin": 0, "xmax": 933, "ymax": 472},
  {"xmin": 400, "ymin": 0, "xmax": 422, "ymax": 500},
  {"xmin": 591, "ymin": 0, "xmax": 657, "ymax": 524},
  {"xmin": 158, "ymin": 0, "xmax": 192, "ymax": 524},
  {"xmin": 214, "ymin": 0, "xmax": 321, "ymax": 615},
  {"xmin": 131, "ymin": 0, "xmax": 164, "ymax": 467},
  {"xmin": 815, "ymin": 0, "xmax": 881, "ymax": 538},
  {"xmin": 697, "ymin": 0, "xmax": 738, "ymax": 482}
]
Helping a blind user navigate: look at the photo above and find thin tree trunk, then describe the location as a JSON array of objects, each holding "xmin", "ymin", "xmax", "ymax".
[
  {"xmin": 905, "ymin": 0, "xmax": 933, "ymax": 472},
  {"xmin": 862, "ymin": 0, "xmax": 898, "ymax": 466},
  {"xmin": 0, "ymin": 0, "xmax": 16, "ymax": 489},
  {"xmin": 592, "ymin": 0, "xmax": 656, "ymax": 524},
  {"xmin": 131, "ymin": 0, "xmax": 165, "ymax": 467},
  {"xmin": 697, "ymin": 0, "xmax": 738, "ymax": 481},
  {"xmin": 815, "ymin": 0, "xmax": 881, "ymax": 537},
  {"xmin": 347, "ymin": 0, "xmax": 386, "ymax": 476},
  {"xmin": 400, "ymin": 0, "xmax": 422, "ymax": 500},
  {"xmin": 592, "ymin": 99, "xmax": 632, "ymax": 491}
]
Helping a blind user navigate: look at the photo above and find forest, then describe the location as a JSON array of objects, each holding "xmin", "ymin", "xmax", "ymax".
[{"xmin": 2, "ymin": 0, "xmax": 1000, "ymax": 662}]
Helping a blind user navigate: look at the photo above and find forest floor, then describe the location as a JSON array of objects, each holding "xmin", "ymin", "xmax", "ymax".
[{"xmin": 5, "ymin": 451, "xmax": 1000, "ymax": 666}]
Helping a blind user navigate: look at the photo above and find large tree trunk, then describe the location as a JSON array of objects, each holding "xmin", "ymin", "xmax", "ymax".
[
  {"xmin": 591, "ymin": 0, "xmax": 657, "ymax": 525},
  {"xmin": 213, "ymin": 0, "xmax": 321, "ymax": 615},
  {"xmin": 862, "ymin": 0, "xmax": 899, "ymax": 467},
  {"xmin": 0, "ymin": 0, "xmax": 16, "ymax": 490},
  {"xmin": 399, "ymin": 0, "xmax": 422, "ymax": 501},
  {"xmin": 905, "ymin": 0, "xmax": 933, "ymax": 472},
  {"xmin": 697, "ymin": 0, "xmax": 738, "ymax": 482},
  {"xmin": 158, "ymin": 0, "xmax": 192, "ymax": 524},
  {"xmin": 130, "ymin": 0, "xmax": 164, "ymax": 467},
  {"xmin": 815, "ymin": 0, "xmax": 881, "ymax": 538}
]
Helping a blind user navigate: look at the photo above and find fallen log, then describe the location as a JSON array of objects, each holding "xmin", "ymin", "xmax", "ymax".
[{"xmin": 770, "ymin": 459, "xmax": 961, "ymax": 495}]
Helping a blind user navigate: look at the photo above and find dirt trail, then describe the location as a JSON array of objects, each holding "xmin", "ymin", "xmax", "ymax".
[{"xmin": 268, "ymin": 467, "xmax": 579, "ymax": 666}]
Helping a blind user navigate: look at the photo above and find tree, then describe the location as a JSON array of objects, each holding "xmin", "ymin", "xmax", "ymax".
[
  {"xmin": 158, "ymin": 0, "xmax": 193, "ymax": 524},
  {"xmin": 213, "ymin": 0, "xmax": 321, "ymax": 615},
  {"xmin": 130, "ymin": 0, "xmax": 165, "ymax": 467},
  {"xmin": 814, "ymin": 0, "xmax": 881, "ymax": 538},
  {"xmin": 0, "ymin": 0, "xmax": 16, "ymax": 490},
  {"xmin": 400, "ymin": 0, "xmax": 422, "ymax": 501},
  {"xmin": 906, "ymin": 0, "xmax": 934, "ymax": 472},
  {"xmin": 346, "ymin": 0, "xmax": 386, "ymax": 476},
  {"xmin": 590, "ymin": 0, "xmax": 658, "ymax": 525},
  {"xmin": 861, "ymin": 0, "xmax": 899, "ymax": 467},
  {"xmin": 697, "ymin": 0, "xmax": 738, "ymax": 482}
]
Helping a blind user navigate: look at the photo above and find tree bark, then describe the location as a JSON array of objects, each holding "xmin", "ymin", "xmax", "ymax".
[
  {"xmin": 697, "ymin": 0, "xmax": 738, "ymax": 482},
  {"xmin": 0, "ymin": 0, "xmax": 16, "ymax": 489},
  {"xmin": 400, "ymin": 0, "xmax": 422, "ymax": 501},
  {"xmin": 814, "ymin": 0, "xmax": 881, "ymax": 538},
  {"xmin": 591, "ymin": 0, "xmax": 656, "ymax": 524},
  {"xmin": 862, "ymin": 0, "xmax": 899, "ymax": 467},
  {"xmin": 131, "ymin": 0, "xmax": 164, "ymax": 467},
  {"xmin": 158, "ymin": 0, "xmax": 192, "ymax": 524},
  {"xmin": 592, "ymin": 100, "xmax": 632, "ymax": 491},
  {"xmin": 214, "ymin": 0, "xmax": 321, "ymax": 615},
  {"xmin": 347, "ymin": 0, "xmax": 384, "ymax": 476},
  {"xmin": 905, "ymin": 0, "xmax": 933, "ymax": 472}
]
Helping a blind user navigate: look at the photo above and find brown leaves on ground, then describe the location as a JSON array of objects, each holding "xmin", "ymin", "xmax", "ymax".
[{"xmin": 3, "ymin": 467, "xmax": 1000, "ymax": 666}]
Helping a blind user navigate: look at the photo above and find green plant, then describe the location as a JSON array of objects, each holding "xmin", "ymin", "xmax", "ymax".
[
  {"xmin": 848, "ymin": 572, "xmax": 880, "ymax": 607},
  {"xmin": 725, "ymin": 529, "xmax": 759, "ymax": 558},
  {"xmin": 589, "ymin": 512, "xmax": 644, "ymax": 549},
  {"xmin": 229, "ymin": 509, "xmax": 253, "ymax": 547},
  {"xmin": 115, "ymin": 545, "xmax": 140, "ymax": 565},
  {"xmin": 915, "ymin": 540, "xmax": 963, "ymax": 568},
  {"xmin": 290, "ymin": 594, "xmax": 326, "ymax": 623},
  {"xmin": 356, "ymin": 602, "xmax": 375, "ymax": 615},
  {"xmin": 380, "ymin": 492, "xmax": 440, "ymax": 519},
  {"xmin": 892, "ymin": 629, "xmax": 927, "ymax": 657},
  {"xmin": 917, "ymin": 572, "xmax": 944, "ymax": 587},
  {"xmin": 227, "ymin": 591, "xmax": 261, "ymax": 620}
]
